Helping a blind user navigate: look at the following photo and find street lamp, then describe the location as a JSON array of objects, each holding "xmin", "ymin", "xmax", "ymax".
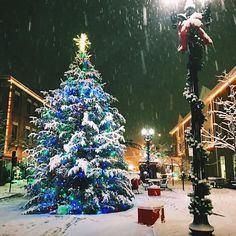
[
  {"xmin": 141, "ymin": 128, "xmax": 154, "ymax": 177},
  {"xmin": 171, "ymin": 0, "xmax": 214, "ymax": 234}
]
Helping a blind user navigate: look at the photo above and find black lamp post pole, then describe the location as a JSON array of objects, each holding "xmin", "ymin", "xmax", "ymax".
[
  {"xmin": 142, "ymin": 128, "xmax": 154, "ymax": 179},
  {"xmin": 145, "ymin": 136, "xmax": 151, "ymax": 178},
  {"xmin": 171, "ymin": 1, "xmax": 214, "ymax": 234},
  {"xmin": 187, "ymin": 33, "xmax": 214, "ymax": 234}
]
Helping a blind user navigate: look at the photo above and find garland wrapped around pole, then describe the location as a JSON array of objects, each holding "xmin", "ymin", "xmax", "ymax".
[{"xmin": 171, "ymin": 0, "xmax": 214, "ymax": 234}]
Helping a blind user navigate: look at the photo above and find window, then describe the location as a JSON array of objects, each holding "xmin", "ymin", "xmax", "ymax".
[
  {"xmin": 12, "ymin": 123, "xmax": 18, "ymax": 141},
  {"xmin": 227, "ymin": 86, "xmax": 231, "ymax": 96},
  {"xmin": 220, "ymin": 156, "xmax": 226, "ymax": 179},
  {"xmin": 14, "ymin": 92, "xmax": 20, "ymax": 110},
  {"xmin": 27, "ymin": 99, "xmax": 32, "ymax": 114},
  {"xmin": 215, "ymin": 101, "xmax": 220, "ymax": 111}
]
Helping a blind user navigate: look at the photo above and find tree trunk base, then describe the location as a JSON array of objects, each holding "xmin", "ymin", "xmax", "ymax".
[{"xmin": 189, "ymin": 216, "xmax": 214, "ymax": 235}]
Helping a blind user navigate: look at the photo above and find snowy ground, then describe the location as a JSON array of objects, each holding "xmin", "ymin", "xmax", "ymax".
[
  {"xmin": 0, "ymin": 181, "xmax": 236, "ymax": 236},
  {"xmin": 0, "ymin": 180, "xmax": 26, "ymax": 200}
]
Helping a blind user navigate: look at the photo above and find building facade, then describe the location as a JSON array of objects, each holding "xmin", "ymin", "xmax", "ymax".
[
  {"xmin": 169, "ymin": 66, "xmax": 236, "ymax": 181},
  {"xmin": 0, "ymin": 76, "xmax": 44, "ymax": 183}
]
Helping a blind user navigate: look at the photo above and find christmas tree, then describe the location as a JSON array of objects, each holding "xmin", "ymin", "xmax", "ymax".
[{"xmin": 24, "ymin": 33, "xmax": 134, "ymax": 215}]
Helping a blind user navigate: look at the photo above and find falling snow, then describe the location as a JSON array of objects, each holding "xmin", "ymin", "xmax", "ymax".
[
  {"xmin": 140, "ymin": 50, "xmax": 147, "ymax": 75},
  {"xmin": 215, "ymin": 60, "xmax": 219, "ymax": 71},
  {"xmin": 28, "ymin": 21, "xmax": 31, "ymax": 32},
  {"xmin": 0, "ymin": 0, "xmax": 235, "ymax": 142}
]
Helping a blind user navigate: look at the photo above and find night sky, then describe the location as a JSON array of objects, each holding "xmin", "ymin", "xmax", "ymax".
[{"xmin": 0, "ymin": 0, "xmax": 236, "ymax": 145}]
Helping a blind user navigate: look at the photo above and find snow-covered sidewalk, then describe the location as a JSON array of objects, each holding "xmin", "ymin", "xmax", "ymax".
[
  {"xmin": 0, "ymin": 181, "xmax": 236, "ymax": 236},
  {"xmin": 0, "ymin": 180, "xmax": 26, "ymax": 199}
]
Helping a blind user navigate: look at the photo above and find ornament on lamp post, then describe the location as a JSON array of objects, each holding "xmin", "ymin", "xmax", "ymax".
[{"xmin": 171, "ymin": 0, "xmax": 214, "ymax": 234}]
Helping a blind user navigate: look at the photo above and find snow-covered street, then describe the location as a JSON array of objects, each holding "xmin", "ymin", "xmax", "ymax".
[{"xmin": 0, "ymin": 181, "xmax": 236, "ymax": 236}]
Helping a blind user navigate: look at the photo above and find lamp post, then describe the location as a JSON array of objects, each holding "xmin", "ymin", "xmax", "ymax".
[
  {"xmin": 141, "ymin": 128, "xmax": 154, "ymax": 178},
  {"xmin": 171, "ymin": 0, "xmax": 214, "ymax": 234}
]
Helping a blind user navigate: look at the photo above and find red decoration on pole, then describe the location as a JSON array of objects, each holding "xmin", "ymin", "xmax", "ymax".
[{"xmin": 178, "ymin": 12, "xmax": 212, "ymax": 52}]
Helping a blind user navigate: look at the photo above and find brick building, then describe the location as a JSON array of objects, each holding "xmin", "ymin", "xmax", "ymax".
[
  {"xmin": 0, "ymin": 76, "xmax": 44, "ymax": 183},
  {"xmin": 169, "ymin": 66, "xmax": 236, "ymax": 181}
]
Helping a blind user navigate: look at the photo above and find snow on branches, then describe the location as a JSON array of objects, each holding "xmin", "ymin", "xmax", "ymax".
[
  {"xmin": 202, "ymin": 84, "xmax": 236, "ymax": 153},
  {"xmin": 24, "ymin": 34, "xmax": 134, "ymax": 215}
]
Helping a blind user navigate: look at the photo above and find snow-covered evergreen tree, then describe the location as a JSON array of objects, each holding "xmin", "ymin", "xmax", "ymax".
[
  {"xmin": 24, "ymin": 33, "xmax": 134, "ymax": 215},
  {"xmin": 202, "ymin": 84, "xmax": 236, "ymax": 152}
]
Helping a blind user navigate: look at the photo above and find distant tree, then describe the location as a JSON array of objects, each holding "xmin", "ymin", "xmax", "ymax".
[{"xmin": 202, "ymin": 84, "xmax": 236, "ymax": 153}]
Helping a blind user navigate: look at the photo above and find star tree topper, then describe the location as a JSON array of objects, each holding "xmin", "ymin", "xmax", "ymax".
[{"xmin": 73, "ymin": 33, "xmax": 91, "ymax": 53}]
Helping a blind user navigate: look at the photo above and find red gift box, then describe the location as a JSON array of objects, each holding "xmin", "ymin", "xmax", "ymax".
[
  {"xmin": 138, "ymin": 202, "xmax": 165, "ymax": 226},
  {"xmin": 148, "ymin": 185, "xmax": 161, "ymax": 196}
]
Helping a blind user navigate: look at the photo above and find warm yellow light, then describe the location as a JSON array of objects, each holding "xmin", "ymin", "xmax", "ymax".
[
  {"xmin": 73, "ymin": 33, "xmax": 91, "ymax": 53},
  {"xmin": 141, "ymin": 128, "xmax": 154, "ymax": 136},
  {"xmin": 169, "ymin": 114, "xmax": 191, "ymax": 135},
  {"xmin": 3, "ymin": 76, "xmax": 49, "ymax": 156},
  {"xmin": 8, "ymin": 77, "xmax": 47, "ymax": 106},
  {"xmin": 4, "ymin": 85, "xmax": 13, "ymax": 154},
  {"xmin": 170, "ymin": 67, "xmax": 236, "ymax": 136},
  {"xmin": 128, "ymin": 164, "xmax": 135, "ymax": 171},
  {"xmin": 206, "ymin": 73, "xmax": 236, "ymax": 102},
  {"xmin": 141, "ymin": 128, "xmax": 147, "ymax": 136}
]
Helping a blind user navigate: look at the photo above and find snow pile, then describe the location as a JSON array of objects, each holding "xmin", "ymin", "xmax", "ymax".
[{"xmin": 0, "ymin": 182, "xmax": 236, "ymax": 236}]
